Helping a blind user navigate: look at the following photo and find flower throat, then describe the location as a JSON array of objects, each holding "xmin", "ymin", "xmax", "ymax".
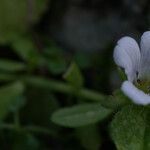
[{"xmin": 135, "ymin": 79, "xmax": 150, "ymax": 94}]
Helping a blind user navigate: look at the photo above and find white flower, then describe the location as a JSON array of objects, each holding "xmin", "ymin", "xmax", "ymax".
[{"xmin": 113, "ymin": 31, "xmax": 150, "ymax": 105}]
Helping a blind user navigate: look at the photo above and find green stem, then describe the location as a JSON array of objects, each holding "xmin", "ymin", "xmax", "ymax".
[
  {"xmin": 21, "ymin": 76, "xmax": 127, "ymax": 108},
  {"xmin": 13, "ymin": 111, "xmax": 20, "ymax": 130},
  {"xmin": 24, "ymin": 126, "xmax": 55, "ymax": 135},
  {"xmin": 22, "ymin": 76, "xmax": 107, "ymax": 102},
  {"xmin": 0, "ymin": 123, "xmax": 55, "ymax": 135},
  {"xmin": 0, "ymin": 73, "xmax": 107, "ymax": 102}
]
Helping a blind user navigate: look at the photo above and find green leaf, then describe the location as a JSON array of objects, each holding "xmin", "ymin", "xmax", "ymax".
[
  {"xmin": 12, "ymin": 37, "xmax": 39, "ymax": 63},
  {"xmin": 143, "ymin": 110, "xmax": 150, "ymax": 149},
  {"xmin": 63, "ymin": 62, "xmax": 84, "ymax": 88},
  {"xmin": 43, "ymin": 46, "xmax": 67, "ymax": 75},
  {"xmin": 110, "ymin": 105, "xmax": 147, "ymax": 150},
  {"xmin": 47, "ymin": 59, "xmax": 67, "ymax": 75},
  {"xmin": 0, "ymin": 0, "xmax": 48, "ymax": 43},
  {"xmin": 0, "ymin": 82, "xmax": 24, "ymax": 120},
  {"xmin": 51, "ymin": 103, "xmax": 112, "ymax": 127},
  {"xmin": 76, "ymin": 124, "xmax": 101, "ymax": 150},
  {"xmin": 0, "ymin": 59, "xmax": 26, "ymax": 72},
  {"xmin": 144, "ymin": 125, "xmax": 150, "ymax": 150}
]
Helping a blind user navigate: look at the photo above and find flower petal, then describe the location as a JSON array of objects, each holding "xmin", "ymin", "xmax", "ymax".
[
  {"xmin": 139, "ymin": 31, "xmax": 150, "ymax": 79},
  {"xmin": 113, "ymin": 37, "xmax": 140, "ymax": 82},
  {"xmin": 121, "ymin": 81, "xmax": 150, "ymax": 105}
]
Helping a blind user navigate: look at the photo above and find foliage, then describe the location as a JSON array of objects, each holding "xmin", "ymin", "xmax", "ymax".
[
  {"xmin": 0, "ymin": 0, "xmax": 48, "ymax": 44},
  {"xmin": 110, "ymin": 105, "xmax": 149, "ymax": 150},
  {"xmin": 0, "ymin": 0, "xmax": 149, "ymax": 150}
]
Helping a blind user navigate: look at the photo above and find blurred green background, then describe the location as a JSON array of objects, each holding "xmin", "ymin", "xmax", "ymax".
[{"xmin": 0, "ymin": 0, "xmax": 149, "ymax": 150}]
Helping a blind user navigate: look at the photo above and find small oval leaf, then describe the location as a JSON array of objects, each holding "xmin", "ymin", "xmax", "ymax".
[
  {"xmin": 51, "ymin": 103, "xmax": 112, "ymax": 127},
  {"xmin": 63, "ymin": 62, "xmax": 84, "ymax": 88}
]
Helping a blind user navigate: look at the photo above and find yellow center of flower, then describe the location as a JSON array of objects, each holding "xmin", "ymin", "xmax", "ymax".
[{"xmin": 135, "ymin": 79, "xmax": 150, "ymax": 94}]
